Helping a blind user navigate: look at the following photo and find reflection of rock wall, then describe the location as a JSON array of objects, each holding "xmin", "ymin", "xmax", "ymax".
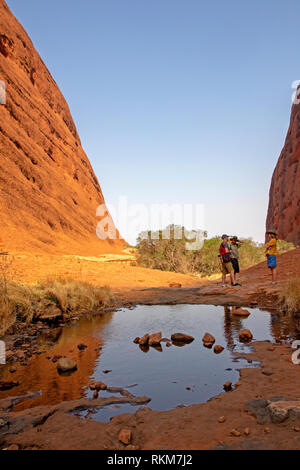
[
  {"xmin": 0, "ymin": 0, "xmax": 124, "ymax": 254},
  {"xmin": 0, "ymin": 314, "xmax": 113, "ymax": 410}
]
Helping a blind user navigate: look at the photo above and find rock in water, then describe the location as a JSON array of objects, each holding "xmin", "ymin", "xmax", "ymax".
[
  {"xmin": 232, "ymin": 308, "xmax": 251, "ymax": 317},
  {"xmin": 57, "ymin": 358, "xmax": 77, "ymax": 373},
  {"xmin": 148, "ymin": 332, "xmax": 162, "ymax": 346},
  {"xmin": 0, "ymin": 0, "xmax": 123, "ymax": 254},
  {"xmin": 214, "ymin": 345, "xmax": 224, "ymax": 354},
  {"xmin": 202, "ymin": 332, "xmax": 215, "ymax": 348},
  {"xmin": 171, "ymin": 333, "xmax": 195, "ymax": 343},
  {"xmin": 239, "ymin": 329, "xmax": 253, "ymax": 342},
  {"xmin": 138, "ymin": 334, "xmax": 150, "ymax": 346}
]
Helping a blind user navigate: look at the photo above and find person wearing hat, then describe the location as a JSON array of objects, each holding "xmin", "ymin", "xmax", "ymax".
[
  {"xmin": 265, "ymin": 230, "xmax": 278, "ymax": 284},
  {"xmin": 230, "ymin": 236, "xmax": 241, "ymax": 286},
  {"xmin": 219, "ymin": 234, "xmax": 236, "ymax": 287}
]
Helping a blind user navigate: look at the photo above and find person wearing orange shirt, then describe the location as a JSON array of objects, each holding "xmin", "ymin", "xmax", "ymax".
[{"xmin": 265, "ymin": 230, "xmax": 278, "ymax": 284}]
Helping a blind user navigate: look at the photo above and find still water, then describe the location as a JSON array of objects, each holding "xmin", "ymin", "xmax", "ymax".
[{"xmin": 0, "ymin": 304, "xmax": 298, "ymax": 421}]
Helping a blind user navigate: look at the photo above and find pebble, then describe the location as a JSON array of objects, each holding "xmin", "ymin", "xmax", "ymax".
[
  {"xmin": 218, "ymin": 416, "xmax": 226, "ymax": 423},
  {"xmin": 230, "ymin": 429, "xmax": 241, "ymax": 437},
  {"xmin": 119, "ymin": 429, "xmax": 132, "ymax": 445}
]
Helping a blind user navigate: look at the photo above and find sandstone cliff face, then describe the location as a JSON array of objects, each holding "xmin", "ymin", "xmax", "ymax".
[
  {"xmin": 266, "ymin": 92, "xmax": 300, "ymax": 245},
  {"xmin": 0, "ymin": 0, "xmax": 122, "ymax": 254}
]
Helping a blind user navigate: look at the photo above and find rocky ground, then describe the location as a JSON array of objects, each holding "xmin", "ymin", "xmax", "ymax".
[{"xmin": 0, "ymin": 248, "xmax": 300, "ymax": 450}]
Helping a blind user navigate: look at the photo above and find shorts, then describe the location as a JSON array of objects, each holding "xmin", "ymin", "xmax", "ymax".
[
  {"xmin": 267, "ymin": 254, "xmax": 277, "ymax": 269},
  {"xmin": 221, "ymin": 262, "xmax": 232, "ymax": 275},
  {"xmin": 231, "ymin": 258, "xmax": 240, "ymax": 273}
]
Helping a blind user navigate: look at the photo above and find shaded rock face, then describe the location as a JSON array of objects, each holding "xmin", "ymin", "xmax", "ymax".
[
  {"xmin": 0, "ymin": 0, "xmax": 123, "ymax": 254},
  {"xmin": 266, "ymin": 92, "xmax": 300, "ymax": 245}
]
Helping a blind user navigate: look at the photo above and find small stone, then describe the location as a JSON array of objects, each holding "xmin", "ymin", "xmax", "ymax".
[
  {"xmin": 264, "ymin": 427, "xmax": 271, "ymax": 434},
  {"xmin": 294, "ymin": 427, "xmax": 300, "ymax": 432},
  {"xmin": 166, "ymin": 342, "xmax": 172, "ymax": 347},
  {"xmin": 186, "ymin": 387, "xmax": 191, "ymax": 391},
  {"xmin": 235, "ymin": 382, "xmax": 242, "ymax": 387},
  {"xmin": 232, "ymin": 308, "xmax": 251, "ymax": 317},
  {"xmin": 214, "ymin": 345, "xmax": 224, "ymax": 354},
  {"xmin": 218, "ymin": 416, "xmax": 226, "ymax": 423},
  {"xmin": 230, "ymin": 429, "xmax": 241, "ymax": 437},
  {"xmin": 244, "ymin": 428, "xmax": 251, "ymax": 436},
  {"xmin": 169, "ymin": 283, "xmax": 182, "ymax": 288},
  {"xmin": 93, "ymin": 390, "xmax": 99, "ymax": 399},
  {"xmin": 202, "ymin": 333, "xmax": 215, "ymax": 346},
  {"xmin": 9, "ymin": 367, "xmax": 17, "ymax": 374},
  {"xmin": 148, "ymin": 332, "xmax": 162, "ymax": 346},
  {"xmin": 90, "ymin": 381, "xmax": 107, "ymax": 391},
  {"xmin": 239, "ymin": 329, "xmax": 253, "ymax": 342},
  {"xmin": 133, "ymin": 337, "xmax": 140, "ymax": 344},
  {"xmin": 77, "ymin": 344, "xmax": 87, "ymax": 351},
  {"xmin": 268, "ymin": 347, "xmax": 275, "ymax": 352},
  {"xmin": 223, "ymin": 381, "xmax": 232, "ymax": 391},
  {"xmin": 57, "ymin": 358, "xmax": 77, "ymax": 373},
  {"xmin": 138, "ymin": 334, "xmax": 149, "ymax": 346},
  {"xmin": 119, "ymin": 429, "xmax": 132, "ymax": 445},
  {"xmin": 103, "ymin": 370, "xmax": 112, "ymax": 374}
]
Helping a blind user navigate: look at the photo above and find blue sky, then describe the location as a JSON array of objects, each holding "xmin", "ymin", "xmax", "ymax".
[{"xmin": 7, "ymin": 0, "xmax": 300, "ymax": 243}]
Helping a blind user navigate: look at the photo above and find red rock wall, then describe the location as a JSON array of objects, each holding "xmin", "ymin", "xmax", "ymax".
[
  {"xmin": 266, "ymin": 93, "xmax": 300, "ymax": 245},
  {"xmin": 0, "ymin": 0, "xmax": 123, "ymax": 254}
]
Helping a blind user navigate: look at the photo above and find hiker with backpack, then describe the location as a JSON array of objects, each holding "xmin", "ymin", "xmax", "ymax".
[
  {"xmin": 219, "ymin": 234, "xmax": 236, "ymax": 287},
  {"xmin": 265, "ymin": 229, "xmax": 278, "ymax": 284},
  {"xmin": 229, "ymin": 236, "xmax": 242, "ymax": 286}
]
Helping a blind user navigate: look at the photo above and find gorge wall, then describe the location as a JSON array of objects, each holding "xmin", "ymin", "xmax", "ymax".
[
  {"xmin": 0, "ymin": 0, "xmax": 123, "ymax": 254},
  {"xmin": 266, "ymin": 90, "xmax": 300, "ymax": 246}
]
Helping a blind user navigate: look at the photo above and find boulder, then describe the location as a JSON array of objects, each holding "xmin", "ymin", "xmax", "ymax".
[
  {"xmin": 171, "ymin": 333, "xmax": 194, "ymax": 343},
  {"xmin": 214, "ymin": 345, "xmax": 224, "ymax": 354},
  {"xmin": 148, "ymin": 332, "xmax": 162, "ymax": 346},
  {"xmin": 118, "ymin": 429, "xmax": 132, "ymax": 445},
  {"xmin": 57, "ymin": 358, "xmax": 77, "ymax": 373},
  {"xmin": 239, "ymin": 329, "xmax": 253, "ymax": 342}
]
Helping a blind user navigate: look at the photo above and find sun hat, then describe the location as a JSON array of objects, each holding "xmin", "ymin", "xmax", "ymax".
[
  {"xmin": 222, "ymin": 234, "xmax": 229, "ymax": 239},
  {"xmin": 266, "ymin": 229, "xmax": 278, "ymax": 237}
]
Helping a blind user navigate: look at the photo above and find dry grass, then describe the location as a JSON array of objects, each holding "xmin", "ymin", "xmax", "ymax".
[
  {"xmin": 279, "ymin": 278, "xmax": 300, "ymax": 314},
  {"xmin": 0, "ymin": 278, "xmax": 114, "ymax": 335}
]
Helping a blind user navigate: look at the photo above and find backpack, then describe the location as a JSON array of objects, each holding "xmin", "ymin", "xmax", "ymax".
[{"xmin": 219, "ymin": 242, "xmax": 231, "ymax": 263}]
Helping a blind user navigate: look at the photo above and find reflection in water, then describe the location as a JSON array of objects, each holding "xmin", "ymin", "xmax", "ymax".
[{"xmin": 0, "ymin": 305, "xmax": 299, "ymax": 415}]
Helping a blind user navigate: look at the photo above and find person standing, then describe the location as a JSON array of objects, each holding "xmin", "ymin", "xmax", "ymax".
[
  {"xmin": 230, "ymin": 236, "xmax": 241, "ymax": 286},
  {"xmin": 265, "ymin": 230, "xmax": 278, "ymax": 284},
  {"xmin": 219, "ymin": 234, "xmax": 235, "ymax": 287}
]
